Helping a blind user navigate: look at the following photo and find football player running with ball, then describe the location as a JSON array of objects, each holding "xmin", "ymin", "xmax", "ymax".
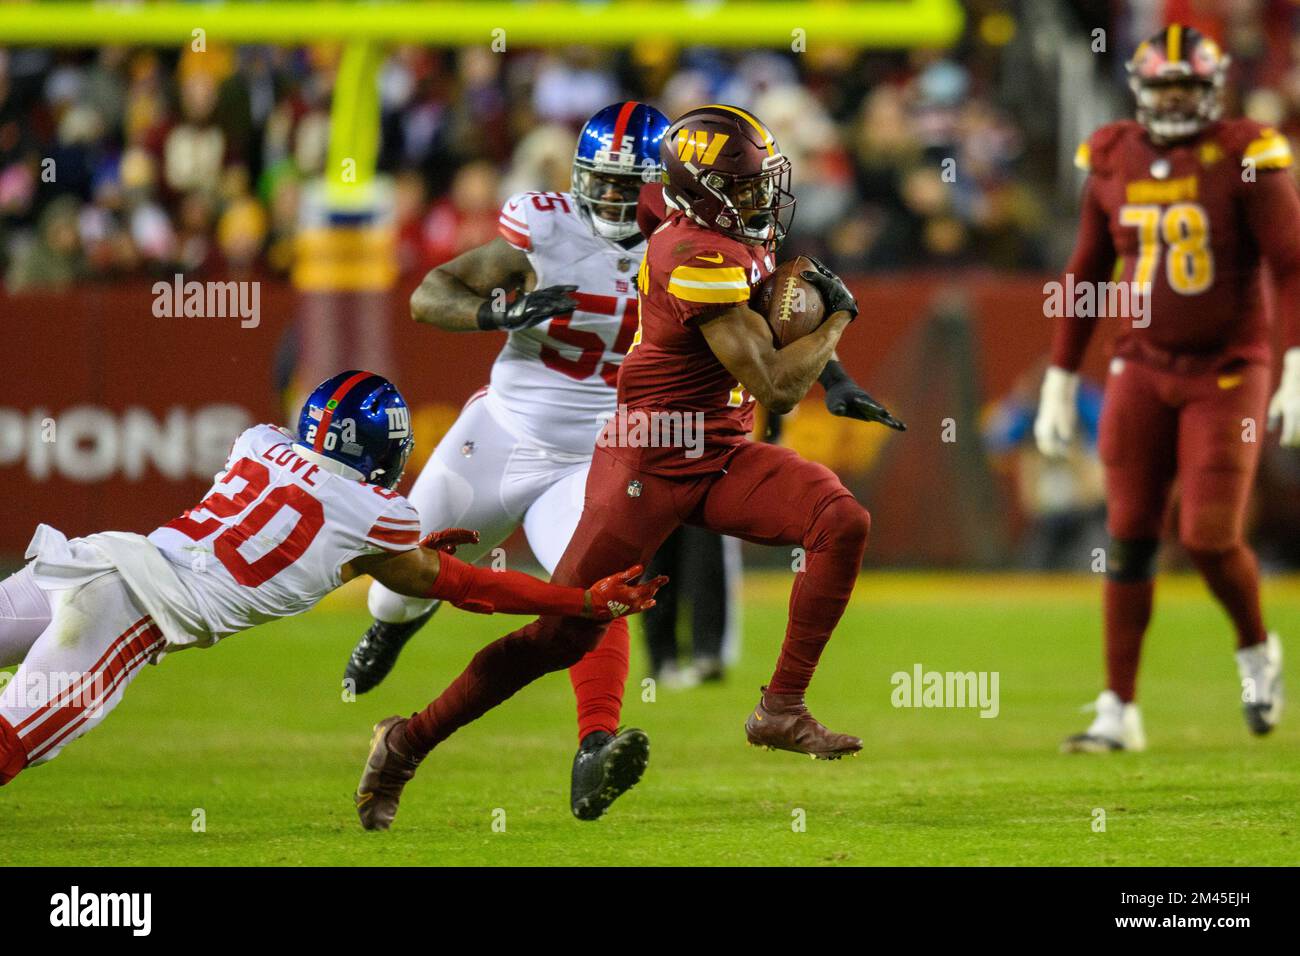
[
  {"xmin": 1036, "ymin": 26, "xmax": 1300, "ymax": 751},
  {"xmin": 355, "ymin": 104, "xmax": 904, "ymax": 831},
  {"xmin": 344, "ymin": 103, "xmax": 676, "ymax": 821},
  {"xmin": 0, "ymin": 372, "xmax": 662, "ymax": 787}
]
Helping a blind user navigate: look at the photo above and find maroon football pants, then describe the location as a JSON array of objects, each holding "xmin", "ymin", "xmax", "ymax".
[
  {"xmin": 405, "ymin": 440, "xmax": 869, "ymax": 753},
  {"xmin": 1101, "ymin": 357, "xmax": 1270, "ymax": 548},
  {"xmin": 1099, "ymin": 357, "xmax": 1270, "ymax": 700}
]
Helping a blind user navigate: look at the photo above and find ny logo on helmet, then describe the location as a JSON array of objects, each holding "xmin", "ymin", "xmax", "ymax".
[
  {"xmin": 675, "ymin": 129, "xmax": 729, "ymax": 165},
  {"xmin": 385, "ymin": 405, "xmax": 411, "ymax": 439}
]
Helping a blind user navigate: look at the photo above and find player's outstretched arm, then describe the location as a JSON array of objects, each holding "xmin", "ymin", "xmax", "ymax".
[
  {"xmin": 409, "ymin": 237, "xmax": 577, "ymax": 333},
  {"xmin": 699, "ymin": 303, "xmax": 852, "ymax": 415},
  {"xmin": 344, "ymin": 536, "xmax": 666, "ymax": 622}
]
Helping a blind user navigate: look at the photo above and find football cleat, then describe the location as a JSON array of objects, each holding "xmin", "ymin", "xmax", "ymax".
[
  {"xmin": 744, "ymin": 686, "xmax": 862, "ymax": 760},
  {"xmin": 1236, "ymin": 632, "xmax": 1284, "ymax": 736},
  {"xmin": 344, "ymin": 609, "xmax": 435, "ymax": 694},
  {"xmin": 655, "ymin": 660, "xmax": 700, "ymax": 691},
  {"xmin": 692, "ymin": 655, "xmax": 725, "ymax": 684},
  {"xmin": 570, "ymin": 728, "xmax": 650, "ymax": 821},
  {"xmin": 1061, "ymin": 690, "xmax": 1147, "ymax": 753},
  {"xmin": 355, "ymin": 716, "xmax": 423, "ymax": 831}
]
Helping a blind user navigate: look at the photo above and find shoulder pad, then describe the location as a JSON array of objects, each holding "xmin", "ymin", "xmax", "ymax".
[
  {"xmin": 663, "ymin": 227, "xmax": 753, "ymax": 306},
  {"xmin": 1229, "ymin": 120, "xmax": 1294, "ymax": 172},
  {"xmin": 497, "ymin": 192, "xmax": 576, "ymax": 251},
  {"xmin": 1078, "ymin": 121, "xmax": 1143, "ymax": 176}
]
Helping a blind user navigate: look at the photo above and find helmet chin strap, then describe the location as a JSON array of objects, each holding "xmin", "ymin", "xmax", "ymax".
[
  {"xmin": 1134, "ymin": 82, "xmax": 1222, "ymax": 144},
  {"xmin": 587, "ymin": 214, "xmax": 641, "ymax": 242},
  {"xmin": 1149, "ymin": 118, "xmax": 1203, "ymax": 142},
  {"xmin": 575, "ymin": 190, "xmax": 644, "ymax": 244}
]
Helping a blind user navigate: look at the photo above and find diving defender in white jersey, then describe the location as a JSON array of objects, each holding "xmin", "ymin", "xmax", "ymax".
[{"xmin": 0, "ymin": 371, "xmax": 663, "ymax": 787}]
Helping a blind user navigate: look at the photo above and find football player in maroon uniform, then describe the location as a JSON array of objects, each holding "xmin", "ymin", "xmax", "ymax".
[
  {"xmin": 354, "ymin": 104, "xmax": 904, "ymax": 830},
  {"xmin": 1035, "ymin": 25, "xmax": 1300, "ymax": 750}
]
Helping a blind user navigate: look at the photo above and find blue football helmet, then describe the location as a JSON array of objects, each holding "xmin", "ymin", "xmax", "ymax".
[
  {"xmin": 573, "ymin": 101, "xmax": 670, "ymax": 243},
  {"xmin": 296, "ymin": 370, "xmax": 413, "ymax": 489}
]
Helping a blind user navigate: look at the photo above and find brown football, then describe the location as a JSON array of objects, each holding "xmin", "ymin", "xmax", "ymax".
[{"xmin": 750, "ymin": 256, "xmax": 826, "ymax": 348}]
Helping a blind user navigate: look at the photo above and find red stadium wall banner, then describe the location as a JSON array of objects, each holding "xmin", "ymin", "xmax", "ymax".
[{"xmin": 5, "ymin": 273, "xmax": 1289, "ymax": 566}]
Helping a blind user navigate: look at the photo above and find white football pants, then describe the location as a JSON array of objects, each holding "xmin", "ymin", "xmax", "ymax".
[
  {"xmin": 0, "ymin": 570, "xmax": 164, "ymax": 770},
  {"xmin": 0, "ymin": 564, "xmax": 52, "ymax": 667}
]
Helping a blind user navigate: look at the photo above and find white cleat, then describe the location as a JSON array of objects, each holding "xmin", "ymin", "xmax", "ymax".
[
  {"xmin": 1236, "ymin": 632, "xmax": 1284, "ymax": 736},
  {"xmin": 1061, "ymin": 690, "xmax": 1147, "ymax": 753},
  {"xmin": 656, "ymin": 661, "xmax": 701, "ymax": 692}
]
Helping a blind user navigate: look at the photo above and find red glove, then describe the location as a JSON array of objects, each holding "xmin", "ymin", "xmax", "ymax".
[
  {"xmin": 423, "ymin": 554, "xmax": 667, "ymax": 620},
  {"xmin": 419, "ymin": 528, "xmax": 479, "ymax": 555},
  {"xmin": 586, "ymin": 564, "xmax": 669, "ymax": 621}
]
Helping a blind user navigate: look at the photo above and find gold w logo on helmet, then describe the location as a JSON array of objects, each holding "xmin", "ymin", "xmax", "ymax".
[{"xmin": 675, "ymin": 128, "xmax": 730, "ymax": 165}]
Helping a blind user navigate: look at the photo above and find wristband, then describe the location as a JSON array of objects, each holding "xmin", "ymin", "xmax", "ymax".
[
  {"xmin": 818, "ymin": 359, "xmax": 851, "ymax": 390},
  {"xmin": 475, "ymin": 300, "xmax": 501, "ymax": 331}
]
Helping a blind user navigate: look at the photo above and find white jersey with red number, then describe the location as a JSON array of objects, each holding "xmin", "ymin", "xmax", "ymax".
[
  {"xmin": 489, "ymin": 191, "xmax": 643, "ymax": 456},
  {"xmin": 146, "ymin": 424, "xmax": 421, "ymax": 641}
]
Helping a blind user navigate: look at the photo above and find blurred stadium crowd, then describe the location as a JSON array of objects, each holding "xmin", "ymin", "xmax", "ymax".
[
  {"xmin": 0, "ymin": 35, "xmax": 1049, "ymax": 292},
  {"xmin": 5, "ymin": 2, "xmax": 1300, "ymax": 293}
]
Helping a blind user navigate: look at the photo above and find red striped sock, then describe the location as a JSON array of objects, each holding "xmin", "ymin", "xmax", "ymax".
[{"xmin": 0, "ymin": 716, "xmax": 27, "ymax": 785}]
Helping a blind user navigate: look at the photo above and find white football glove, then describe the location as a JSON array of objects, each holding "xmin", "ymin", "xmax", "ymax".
[
  {"xmin": 1034, "ymin": 366, "xmax": 1079, "ymax": 459},
  {"xmin": 1268, "ymin": 347, "xmax": 1300, "ymax": 447}
]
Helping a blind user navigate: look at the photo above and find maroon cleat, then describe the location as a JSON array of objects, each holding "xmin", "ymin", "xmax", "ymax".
[
  {"xmin": 355, "ymin": 716, "xmax": 424, "ymax": 831},
  {"xmin": 744, "ymin": 686, "xmax": 862, "ymax": 760}
]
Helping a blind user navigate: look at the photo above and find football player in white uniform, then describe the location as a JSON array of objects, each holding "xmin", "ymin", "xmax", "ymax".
[
  {"xmin": 345, "ymin": 102, "xmax": 671, "ymax": 821},
  {"xmin": 0, "ymin": 371, "xmax": 664, "ymax": 788}
]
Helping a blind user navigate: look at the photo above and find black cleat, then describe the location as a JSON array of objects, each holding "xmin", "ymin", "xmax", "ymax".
[
  {"xmin": 570, "ymin": 728, "xmax": 649, "ymax": 821},
  {"xmin": 344, "ymin": 610, "xmax": 435, "ymax": 694}
]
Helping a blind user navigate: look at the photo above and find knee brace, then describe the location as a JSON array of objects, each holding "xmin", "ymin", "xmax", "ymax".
[{"xmin": 1107, "ymin": 538, "xmax": 1158, "ymax": 583}]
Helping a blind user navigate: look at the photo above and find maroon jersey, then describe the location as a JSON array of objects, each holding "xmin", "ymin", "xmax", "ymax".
[
  {"xmin": 1051, "ymin": 118, "xmax": 1300, "ymax": 371},
  {"xmin": 608, "ymin": 208, "xmax": 775, "ymax": 476}
]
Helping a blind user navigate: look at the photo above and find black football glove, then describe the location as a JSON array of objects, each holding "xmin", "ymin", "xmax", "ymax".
[
  {"xmin": 476, "ymin": 284, "xmax": 579, "ymax": 331},
  {"xmin": 799, "ymin": 257, "xmax": 858, "ymax": 320},
  {"xmin": 819, "ymin": 360, "xmax": 906, "ymax": 431}
]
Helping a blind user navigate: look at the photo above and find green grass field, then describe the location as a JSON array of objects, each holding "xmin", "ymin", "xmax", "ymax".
[{"xmin": 3, "ymin": 572, "xmax": 1297, "ymax": 867}]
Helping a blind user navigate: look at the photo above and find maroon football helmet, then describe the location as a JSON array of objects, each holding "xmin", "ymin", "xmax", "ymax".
[
  {"xmin": 1127, "ymin": 24, "xmax": 1229, "ymax": 142},
  {"xmin": 660, "ymin": 104, "xmax": 795, "ymax": 249}
]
